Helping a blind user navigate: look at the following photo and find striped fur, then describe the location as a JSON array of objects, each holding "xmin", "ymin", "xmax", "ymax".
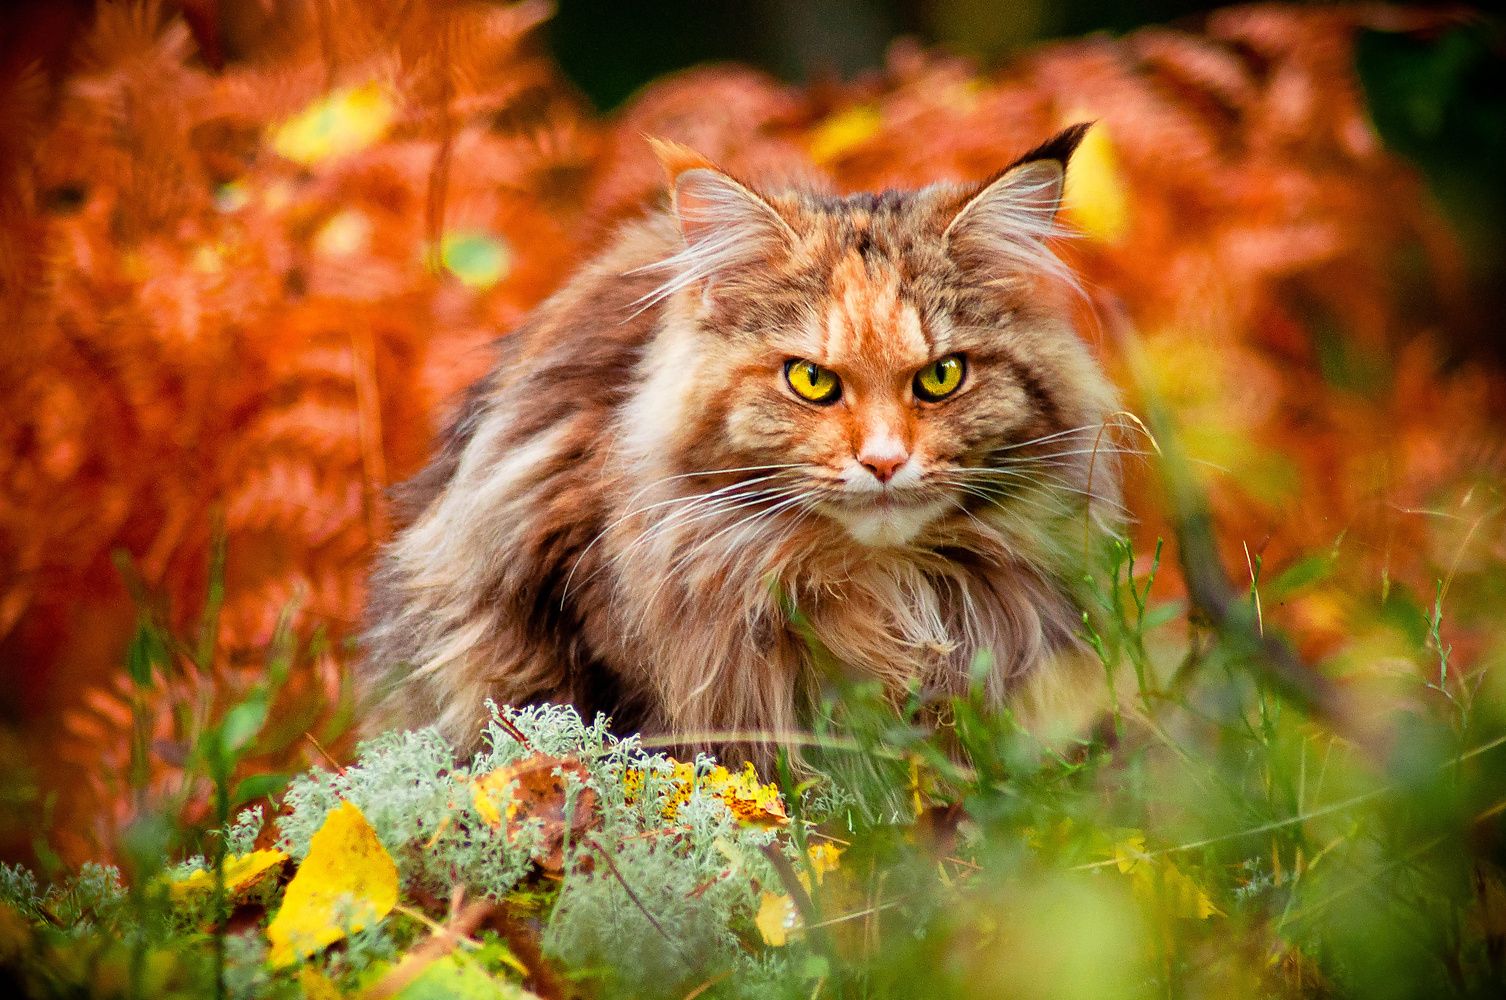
[{"xmin": 363, "ymin": 125, "xmax": 1123, "ymax": 763}]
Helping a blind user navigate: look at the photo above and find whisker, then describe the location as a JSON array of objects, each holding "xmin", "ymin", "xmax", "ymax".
[
  {"xmin": 669, "ymin": 492, "xmax": 814, "ymax": 576},
  {"xmin": 989, "ymin": 446, "xmax": 1154, "ymax": 464},
  {"xmin": 946, "ymin": 481, "xmax": 1077, "ymax": 522},
  {"xmin": 615, "ymin": 487, "xmax": 803, "ymax": 571},
  {"xmin": 936, "ymin": 468, "xmax": 1129, "ymax": 514},
  {"xmin": 564, "ymin": 475, "xmax": 789, "ymax": 600},
  {"xmin": 631, "ymin": 492, "xmax": 815, "ymax": 636},
  {"xmin": 565, "ymin": 480, "xmax": 801, "ymax": 601},
  {"xmin": 986, "ymin": 420, "xmax": 1143, "ymax": 455},
  {"xmin": 619, "ymin": 462, "xmax": 809, "ymax": 513},
  {"xmin": 630, "ymin": 486, "xmax": 805, "ymax": 557}
]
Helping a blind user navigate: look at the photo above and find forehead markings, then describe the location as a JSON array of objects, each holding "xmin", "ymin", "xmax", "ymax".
[{"xmin": 822, "ymin": 249, "xmax": 931, "ymax": 368}]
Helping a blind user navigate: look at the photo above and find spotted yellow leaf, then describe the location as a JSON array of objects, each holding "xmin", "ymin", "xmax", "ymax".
[
  {"xmin": 266, "ymin": 801, "xmax": 399, "ymax": 966},
  {"xmin": 624, "ymin": 760, "xmax": 787, "ymax": 826}
]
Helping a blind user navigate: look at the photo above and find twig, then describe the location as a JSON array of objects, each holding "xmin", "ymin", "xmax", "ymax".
[
  {"xmin": 480, "ymin": 905, "xmax": 568, "ymax": 1000},
  {"xmin": 681, "ymin": 974, "xmax": 729, "ymax": 1000},
  {"xmin": 494, "ymin": 713, "xmax": 536, "ymax": 753},
  {"xmin": 592, "ymin": 838, "xmax": 696, "ymax": 969},
  {"xmin": 303, "ymin": 732, "xmax": 345, "ymax": 773},
  {"xmin": 367, "ymin": 898, "xmax": 497, "ymax": 999}
]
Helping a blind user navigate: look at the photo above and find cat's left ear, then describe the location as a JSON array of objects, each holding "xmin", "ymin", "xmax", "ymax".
[{"xmin": 942, "ymin": 122, "xmax": 1092, "ymax": 277}]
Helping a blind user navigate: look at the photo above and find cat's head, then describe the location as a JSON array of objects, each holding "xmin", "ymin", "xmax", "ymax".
[{"xmin": 633, "ymin": 126, "xmax": 1123, "ymax": 550}]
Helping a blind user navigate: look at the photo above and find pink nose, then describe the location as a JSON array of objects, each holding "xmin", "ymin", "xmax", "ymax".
[{"xmin": 859, "ymin": 451, "xmax": 908, "ymax": 484}]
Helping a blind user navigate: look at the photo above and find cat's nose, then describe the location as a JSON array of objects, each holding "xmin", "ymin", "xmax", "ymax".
[{"xmin": 859, "ymin": 447, "xmax": 909, "ymax": 484}]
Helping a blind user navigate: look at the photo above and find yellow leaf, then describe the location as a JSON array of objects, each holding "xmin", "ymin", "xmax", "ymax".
[
  {"xmin": 297, "ymin": 968, "xmax": 342, "ymax": 1000},
  {"xmin": 472, "ymin": 774, "xmax": 504, "ymax": 828},
  {"xmin": 756, "ymin": 892, "xmax": 798, "ymax": 947},
  {"xmin": 1111, "ymin": 834, "xmax": 1221, "ymax": 920},
  {"xmin": 805, "ymin": 842, "xmax": 842, "ymax": 886},
  {"xmin": 755, "ymin": 844, "xmax": 841, "ymax": 948},
  {"xmin": 168, "ymin": 849, "xmax": 288, "ymax": 904},
  {"xmin": 1158, "ymin": 860, "xmax": 1223, "ymax": 920},
  {"xmin": 808, "ymin": 106, "xmax": 883, "ymax": 164},
  {"xmin": 271, "ymin": 82, "xmax": 394, "ymax": 166},
  {"xmin": 1061, "ymin": 118, "xmax": 1130, "ymax": 244},
  {"xmin": 472, "ymin": 755, "xmax": 599, "ymax": 873},
  {"xmin": 266, "ymin": 801, "xmax": 399, "ymax": 966},
  {"xmin": 624, "ymin": 759, "xmax": 787, "ymax": 826},
  {"xmin": 702, "ymin": 762, "xmax": 789, "ymax": 827}
]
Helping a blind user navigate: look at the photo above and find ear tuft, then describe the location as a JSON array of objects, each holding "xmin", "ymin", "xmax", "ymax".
[
  {"xmin": 941, "ymin": 123, "xmax": 1094, "ymax": 289},
  {"xmin": 634, "ymin": 138, "xmax": 796, "ymax": 311},
  {"xmin": 645, "ymin": 135, "xmax": 718, "ymax": 186},
  {"xmin": 1006, "ymin": 121, "xmax": 1094, "ymax": 175}
]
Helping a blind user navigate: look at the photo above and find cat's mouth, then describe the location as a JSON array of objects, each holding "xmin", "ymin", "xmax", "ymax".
[
  {"xmin": 849, "ymin": 490, "xmax": 915, "ymax": 509},
  {"xmin": 820, "ymin": 489, "xmax": 953, "ymax": 546}
]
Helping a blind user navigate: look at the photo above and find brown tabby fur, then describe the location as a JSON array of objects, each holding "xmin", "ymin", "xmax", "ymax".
[{"xmin": 363, "ymin": 124, "xmax": 1123, "ymax": 763}]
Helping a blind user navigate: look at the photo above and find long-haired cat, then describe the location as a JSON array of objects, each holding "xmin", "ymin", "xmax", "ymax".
[{"xmin": 363, "ymin": 123, "xmax": 1123, "ymax": 763}]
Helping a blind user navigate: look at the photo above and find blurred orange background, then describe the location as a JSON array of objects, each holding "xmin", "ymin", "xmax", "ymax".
[{"xmin": 1, "ymin": 1, "xmax": 1502, "ymax": 863}]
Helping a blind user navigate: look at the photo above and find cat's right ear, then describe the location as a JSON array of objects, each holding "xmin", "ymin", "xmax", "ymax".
[{"xmin": 647, "ymin": 138, "xmax": 797, "ymax": 299}]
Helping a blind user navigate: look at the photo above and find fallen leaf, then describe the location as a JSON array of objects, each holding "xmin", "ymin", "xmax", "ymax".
[
  {"xmin": 624, "ymin": 760, "xmax": 787, "ymax": 827},
  {"xmin": 267, "ymin": 802, "xmax": 399, "ymax": 966},
  {"xmin": 808, "ymin": 105, "xmax": 882, "ymax": 164},
  {"xmin": 756, "ymin": 892, "xmax": 798, "ymax": 948},
  {"xmin": 472, "ymin": 755, "xmax": 598, "ymax": 874},
  {"xmin": 756, "ymin": 844, "xmax": 843, "ymax": 948},
  {"xmin": 703, "ymin": 763, "xmax": 789, "ymax": 827},
  {"xmin": 298, "ymin": 968, "xmax": 342, "ymax": 1000},
  {"xmin": 804, "ymin": 842, "xmax": 842, "ymax": 884},
  {"xmin": 168, "ymin": 849, "xmax": 288, "ymax": 905}
]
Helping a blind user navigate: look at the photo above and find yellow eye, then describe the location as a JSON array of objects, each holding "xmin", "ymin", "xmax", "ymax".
[
  {"xmin": 914, "ymin": 354, "xmax": 966, "ymax": 402},
  {"xmin": 784, "ymin": 359, "xmax": 841, "ymax": 404}
]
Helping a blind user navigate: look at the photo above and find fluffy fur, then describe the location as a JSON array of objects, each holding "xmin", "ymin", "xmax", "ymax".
[{"xmin": 363, "ymin": 124, "xmax": 1124, "ymax": 763}]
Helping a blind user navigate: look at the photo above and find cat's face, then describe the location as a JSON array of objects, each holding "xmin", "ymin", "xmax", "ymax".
[{"xmin": 645, "ymin": 129, "xmax": 1119, "ymax": 549}]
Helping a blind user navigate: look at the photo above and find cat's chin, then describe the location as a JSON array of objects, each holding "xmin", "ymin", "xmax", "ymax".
[{"xmin": 825, "ymin": 497, "xmax": 952, "ymax": 548}]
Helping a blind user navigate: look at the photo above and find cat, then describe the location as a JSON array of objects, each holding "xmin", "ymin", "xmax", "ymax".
[{"xmin": 362, "ymin": 123, "xmax": 1124, "ymax": 764}]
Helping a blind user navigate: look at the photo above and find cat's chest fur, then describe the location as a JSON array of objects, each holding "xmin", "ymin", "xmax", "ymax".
[{"xmin": 604, "ymin": 532, "xmax": 1075, "ymax": 742}]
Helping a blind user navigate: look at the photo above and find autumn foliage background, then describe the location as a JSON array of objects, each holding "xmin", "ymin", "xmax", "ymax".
[{"xmin": 1, "ymin": 0, "xmax": 1503, "ymax": 894}]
